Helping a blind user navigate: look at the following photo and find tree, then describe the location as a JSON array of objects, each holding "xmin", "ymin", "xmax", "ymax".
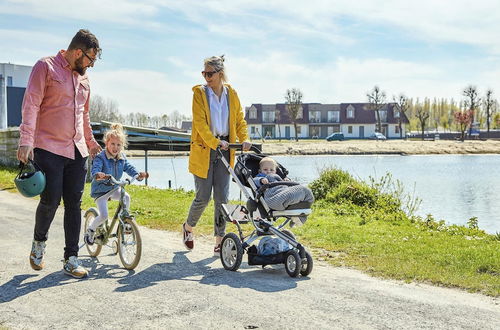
[
  {"xmin": 275, "ymin": 107, "xmax": 282, "ymax": 141},
  {"xmin": 393, "ymin": 94, "xmax": 409, "ymax": 139},
  {"xmin": 483, "ymin": 89, "xmax": 495, "ymax": 138},
  {"xmin": 89, "ymin": 94, "xmax": 122, "ymax": 123},
  {"xmin": 415, "ymin": 104, "xmax": 430, "ymax": 140},
  {"xmin": 454, "ymin": 109, "xmax": 473, "ymax": 141},
  {"xmin": 366, "ymin": 86, "xmax": 386, "ymax": 133},
  {"xmin": 285, "ymin": 88, "xmax": 303, "ymax": 142},
  {"xmin": 462, "ymin": 85, "xmax": 481, "ymax": 136}
]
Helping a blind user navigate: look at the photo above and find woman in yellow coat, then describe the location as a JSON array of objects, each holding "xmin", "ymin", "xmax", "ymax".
[{"xmin": 183, "ymin": 55, "xmax": 251, "ymax": 254}]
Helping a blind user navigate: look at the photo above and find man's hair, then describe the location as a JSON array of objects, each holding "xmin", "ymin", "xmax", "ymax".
[{"xmin": 68, "ymin": 29, "xmax": 102, "ymax": 58}]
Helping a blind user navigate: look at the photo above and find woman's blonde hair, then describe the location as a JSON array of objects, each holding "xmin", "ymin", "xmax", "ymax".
[
  {"xmin": 204, "ymin": 55, "xmax": 227, "ymax": 83},
  {"xmin": 103, "ymin": 123, "xmax": 128, "ymax": 149}
]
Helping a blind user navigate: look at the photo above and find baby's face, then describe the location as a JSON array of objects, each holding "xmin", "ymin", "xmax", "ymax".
[{"xmin": 260, "ymin": 161, "xmax": 276, "ymax": 175}]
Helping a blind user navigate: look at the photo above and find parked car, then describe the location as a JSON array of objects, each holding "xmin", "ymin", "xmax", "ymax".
[
  {"xmin": 369, "ymin": 132, "xmax": 387, "ymax": 140},
  {"xmin": 326, "ymin": 132, "xmax": 345, "ymax": 141}
]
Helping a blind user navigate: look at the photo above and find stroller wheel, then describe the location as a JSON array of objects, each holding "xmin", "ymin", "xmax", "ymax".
[
  {"xmin": 221, "ymin": 233, "xmax": 243, "ymax": 271},
  {"xmin": 285, "ymin": 250, "xmax": 301, "ymax": 277},
  {"xmin": 300, "ymin": 250, "xmax": 313, "ymax": 277}
]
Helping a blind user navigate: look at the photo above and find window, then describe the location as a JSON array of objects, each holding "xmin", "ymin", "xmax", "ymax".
[
  {"xmin": 309, "ymin": 111, "xmax": 321, "ymax": 123},
  {"xmin": 262, "ymin": 111, "xmax": 275, "ymax": 123},
  {"xmin": 348, "ymin": 126, "xmax": 353, "ymax": 134},
  {"xmin": 251, "ymin": 126, "xmax": 255, "ymax": 134},
  {"xmin": 347, "ymin": 104, "xmax": 355, "ymax": 118},
  {"xmin": 395, "ymin": 125, "xmax": 400, "ymax": 134},
  {"xmin": 7, "ymin": 76, "xmax": 13, "ymax": 86},
  {"xmin": 297, "ymin": 106, "xmax": 303, "ymax": 119},
  {"xmin": 296, "ymin": 126, "xmax": 301, "ymax": 135},
  {"xmin": 249, "ymin": 107, "xmax": 257, "ymax": 119},
  {"xmin": 379, "ymin": 110, "xmax": 387, "ymax": 122},
  {"xmin": 394, "ymin": 110, "xmax": 400, "ymax": 118},
  {"xmin": 328, "ymin": 111, "xmax": 340, "ymax": 123}
]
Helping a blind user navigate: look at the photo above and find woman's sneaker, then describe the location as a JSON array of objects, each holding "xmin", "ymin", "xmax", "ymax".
[
  {"xmin": 213, "ymin": 244, "xmax": 221, "ymax": 257},
  {"xmin": 63, "ymin": 256, "xmax": 88, "ymax": 278},
  {"xmin": 29, "ymin": 240, "xmax": 46, "ymax": 270},
  {"xmin": 84, "ymin": 228, "xmax": 95, "ymax": 245}
]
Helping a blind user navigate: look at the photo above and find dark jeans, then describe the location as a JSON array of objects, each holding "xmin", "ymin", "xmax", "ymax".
[{"xmin": 33, "ymin": 147, "xmax": 87, "ymax": 260}]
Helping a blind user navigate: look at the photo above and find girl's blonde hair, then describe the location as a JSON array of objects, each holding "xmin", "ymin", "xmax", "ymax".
[
  {"xmin": 204, "ymin": 55, "xmax": 227, "ymax": 83},
  {"xmin": 103, "ymin": 123, "xmax": 128, "ymax": 148}
]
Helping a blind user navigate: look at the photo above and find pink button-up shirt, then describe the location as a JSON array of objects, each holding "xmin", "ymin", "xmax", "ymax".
[{"xmin": 19, "ymin": 50, "xmax": 99, "ymax": 159}]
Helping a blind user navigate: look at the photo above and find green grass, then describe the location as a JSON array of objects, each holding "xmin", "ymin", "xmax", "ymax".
[{"xmin": 1, "ymin": 164, "xmax": 499, "ymax": 296}]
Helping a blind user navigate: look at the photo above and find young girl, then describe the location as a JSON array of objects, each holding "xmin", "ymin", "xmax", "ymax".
[{"xmin": 84, "ymin": 123, "xmax": 148, "ymax": 245}]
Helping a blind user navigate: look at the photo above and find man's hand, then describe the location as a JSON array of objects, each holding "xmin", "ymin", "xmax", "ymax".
[
  {"xmin": 137, "ymin": 172, "xmax": 149, "ymax": 181},
  {"xmin": 89, "ymin": 145, "xmax": 102, "ymax": 158},
  {"xmin": 17, "ymin": 145, "xmax": 34, "ymax": 164},
  {"xmin": 242, "ymin": 141, "xmax": 252, "ymax": 151}
]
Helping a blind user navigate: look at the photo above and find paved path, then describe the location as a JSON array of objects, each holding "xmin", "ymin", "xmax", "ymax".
[{"xmin": 0, "ymin": 190, "xmax": 499, "ymax": 329}]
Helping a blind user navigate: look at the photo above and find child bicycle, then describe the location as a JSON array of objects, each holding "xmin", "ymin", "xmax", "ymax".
[{"xmin": 83, "ymin": 174, "xmax": 142, "ymax": 270}]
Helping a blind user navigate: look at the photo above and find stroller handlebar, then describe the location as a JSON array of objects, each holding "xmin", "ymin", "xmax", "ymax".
[{"xmin": 227, "ymin": 143, "xmax": 262, "ymax": 154}]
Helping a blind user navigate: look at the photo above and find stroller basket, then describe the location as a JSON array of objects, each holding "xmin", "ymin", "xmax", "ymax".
[{"xmin": 247, "ymin": 245, "xmax": 287, "ymax": 266}]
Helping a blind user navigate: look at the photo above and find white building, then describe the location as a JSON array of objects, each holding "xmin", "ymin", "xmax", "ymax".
[{"xmin": 0, "ymin": 63, "xmax": 32, "ymax": 128}]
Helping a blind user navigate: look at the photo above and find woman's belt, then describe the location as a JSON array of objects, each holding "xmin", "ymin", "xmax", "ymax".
[{"xmin": 215, "ymin": 135, "xmax": 229, "ymax": 141}]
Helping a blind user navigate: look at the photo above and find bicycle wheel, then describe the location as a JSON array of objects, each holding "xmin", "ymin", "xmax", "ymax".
[
  {"xmin": 117, "ymin": 217, "xmax": 142, "ymax": 270},
  {"xmin": 84, "ymin": 208, "xmax": 102, "ymax": 257}
]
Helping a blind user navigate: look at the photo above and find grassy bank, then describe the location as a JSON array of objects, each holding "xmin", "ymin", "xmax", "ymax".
[{"xmin": 1, "ymin": 165, "xmax": 499, "ymax": 296}]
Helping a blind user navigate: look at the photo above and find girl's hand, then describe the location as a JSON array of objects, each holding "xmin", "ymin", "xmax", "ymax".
[
  {"xmin": 95, "ymin": 172, "xmax": 108, "ymax": 180},
  {"xmin": 137, "ymin": 172, "xmax": 149, "ymax": 181}
]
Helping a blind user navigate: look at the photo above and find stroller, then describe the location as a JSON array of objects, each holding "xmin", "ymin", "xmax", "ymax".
[{"xmin": 217, "ymin": 144, "xmax": 313, "ymax": 277}]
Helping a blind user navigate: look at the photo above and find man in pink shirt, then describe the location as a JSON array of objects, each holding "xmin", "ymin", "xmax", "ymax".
[{"xmin": 17, "ymin": 29, "xmax": 102, "ymax": 279}]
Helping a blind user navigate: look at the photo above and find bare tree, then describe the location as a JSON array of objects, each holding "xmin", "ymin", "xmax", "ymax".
[
  {"xmin": 393, "ymin": 94, "xmax": 409, "ymax": 139},
  {"xmin": 285, "ymin": 88, "xmax": 303, "ymax": 142},
  {"xmin": 275, "ymin": 107, "xmax": 282, "ymax": 141},
  {"xmin": 89, "ymin": 94, "xmax": 122, "ymax": 123},
  {"xmin": 367, "ymin": 86, "xmax": 386, "ymax": 133},
  {"xmin": 483, "ymin": 89, "xmax": 495, "ymax": 138},
  {"xmin": 415, "ymin": 104, "xmax": 430, "ymax": 140},
  {"xmin": 463, "ymin": 85, "xmax": 481, "ymax": 136}
]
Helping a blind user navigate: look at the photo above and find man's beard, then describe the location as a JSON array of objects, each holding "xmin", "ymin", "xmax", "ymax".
[{"xmin": 74, "ymin": 55, "xmax": 87, "ymax": 76}]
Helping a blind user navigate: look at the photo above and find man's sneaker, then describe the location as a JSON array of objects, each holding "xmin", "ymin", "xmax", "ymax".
[
  {"xmin": 63, "ymin": 256, "xmax": 88, "ymax": 279},
  {"xmin": 84, "ymin": 228, "xmax": 95, "ymax": 245},
  {"xmin": 182, "ymin": 223, "xmax": 194, "ymax": 250},
  {"xmin": 29, "ymin": 240, "xmax": 46, "ymax": 270},
  {"xmin": 213, "ymin": 244, "xmax": 221, "ymax": 257}
]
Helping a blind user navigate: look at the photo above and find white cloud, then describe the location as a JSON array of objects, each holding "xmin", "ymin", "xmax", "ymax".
[{"xmin": 90, "ymin": 69, "xmax": 193, "ymax": 116}]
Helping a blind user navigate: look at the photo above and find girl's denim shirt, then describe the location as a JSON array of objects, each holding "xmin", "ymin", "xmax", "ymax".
[{"xmin": 90, "ymin": 150, "xmax": 139, "ymax": 198}]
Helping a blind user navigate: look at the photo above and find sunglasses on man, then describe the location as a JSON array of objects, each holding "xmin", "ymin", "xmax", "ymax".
[{"xmin": 202, "ymin": 70, "xmax": 220, "ymax": 78}]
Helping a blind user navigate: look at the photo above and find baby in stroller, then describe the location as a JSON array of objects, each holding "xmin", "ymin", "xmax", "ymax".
[
  {"xmin": 218, "ymin": 145, "xmax": 314, "ymax": 277},
  {"xmin": 253, "ymin": 157, "xmax": 314, "ymax": 217}
]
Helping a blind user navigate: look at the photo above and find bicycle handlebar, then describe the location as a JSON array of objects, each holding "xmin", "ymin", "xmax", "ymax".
[{"xmin": 101, "ymin": 174, "xmax": 138, "ymax": 186}]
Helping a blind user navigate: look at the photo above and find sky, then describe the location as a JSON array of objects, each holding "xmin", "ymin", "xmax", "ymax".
[{"xmin": 1, "ymin": 0, "xmax": 499, "ymax": 117}]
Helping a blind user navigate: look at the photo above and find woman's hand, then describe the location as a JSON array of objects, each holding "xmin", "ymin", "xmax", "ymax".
[
  {"xmin": 218, "ymin": 139, "xmax": 229, "ymax": 150},
  {"xmin": 242, "ymin": 141, "xmax": 252, "ymax": 151}
]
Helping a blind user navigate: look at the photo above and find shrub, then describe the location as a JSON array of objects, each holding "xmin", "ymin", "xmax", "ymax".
[{"xmin": 309, "ymin": 167, "xmax": 354, "ymax": 200}]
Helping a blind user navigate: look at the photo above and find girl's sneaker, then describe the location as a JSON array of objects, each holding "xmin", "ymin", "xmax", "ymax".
[
  {"xmin": 84, "ymin": 228, "xmax": 95, "ymax": 245},
  {"xmin": 29, "ymin": 240, "xmax": 46, "ymax": 270}
]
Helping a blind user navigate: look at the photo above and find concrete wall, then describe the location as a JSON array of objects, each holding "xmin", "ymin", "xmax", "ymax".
[{"xmin": 0, "ymin": 127, "xmax": 19, "ymax": 167}]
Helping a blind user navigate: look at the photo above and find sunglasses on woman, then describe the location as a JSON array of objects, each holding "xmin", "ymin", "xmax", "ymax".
[{"xmin": 202, "ymin": 70, "xmax": 220, "ymax": 78}]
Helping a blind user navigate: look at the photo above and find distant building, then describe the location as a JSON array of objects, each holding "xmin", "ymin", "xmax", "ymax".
[
  {"xmin": 181, "ymin": 121, "xmax": 192, "ymax": 133},
  {"xmin": 0, "ymin": 63, "xmax": 32, "ymax": 129},
  {"xmin": 245, "ymin": 102, "xmax": 410, "ymax": 139}
]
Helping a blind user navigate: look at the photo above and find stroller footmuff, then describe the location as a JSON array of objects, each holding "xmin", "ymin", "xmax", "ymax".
[{"xmin": 217, "ymin": 145, "xmax": 314, "ymax": 278}]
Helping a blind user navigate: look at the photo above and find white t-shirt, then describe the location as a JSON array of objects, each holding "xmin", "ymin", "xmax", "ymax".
[{"xmin": 207, "ymin": 85, "xmax": 229, "ymax": 137}]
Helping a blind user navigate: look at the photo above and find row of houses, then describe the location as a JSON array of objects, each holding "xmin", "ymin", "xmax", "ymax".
[
  {"xmin": 244, "ymin": 103, "xmax": 409, "ymax": 139},
  {"xmin": 1, "ymin": 62, "xmax": 409, "ymax": 139}
]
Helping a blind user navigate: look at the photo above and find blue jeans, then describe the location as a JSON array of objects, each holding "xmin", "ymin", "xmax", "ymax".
[{"xmin": 33, "ymin": 147, "xmax": 87, "ymax": 260}]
